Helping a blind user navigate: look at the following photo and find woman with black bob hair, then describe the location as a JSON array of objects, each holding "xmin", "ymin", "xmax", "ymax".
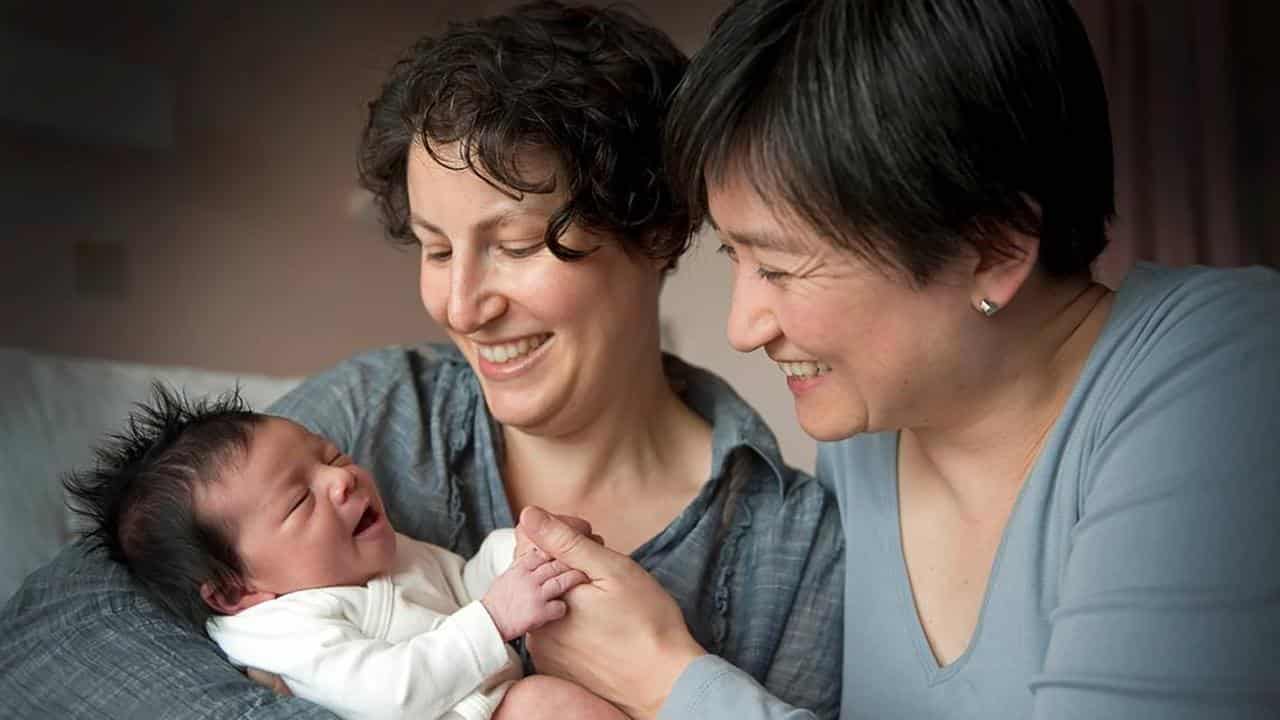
[
  {"xmin": 515, "ymin": 1, "xmax": 1280, "ymax": 718},
  {"xmin": 0, "ymin": 3, "xmax": 844, "ymax": 718}
]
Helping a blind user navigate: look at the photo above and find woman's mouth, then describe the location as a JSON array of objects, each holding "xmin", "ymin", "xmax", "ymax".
[
  {"xmin": 472, "ymin": 333, "xmax": 554, "ymax": 381},
  {"xmin": 474, "ymin": 333, "xmax": 552, "ymax": 364}
]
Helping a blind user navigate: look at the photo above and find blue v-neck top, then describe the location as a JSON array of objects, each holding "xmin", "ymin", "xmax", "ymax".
[{"xmin": 664, "ymin": 263, "xmax": 1280, "ymax": 719}]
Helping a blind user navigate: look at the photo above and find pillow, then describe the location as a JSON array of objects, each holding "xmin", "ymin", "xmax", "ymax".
[{"xmin": 0, "ymin": 347, "xmax": 299, "ymax": 605}]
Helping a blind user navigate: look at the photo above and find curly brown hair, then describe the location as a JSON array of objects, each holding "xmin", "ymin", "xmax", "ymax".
[{"xmin": 358, "ymin": 1, "xmax": 692, "ymax": 269}]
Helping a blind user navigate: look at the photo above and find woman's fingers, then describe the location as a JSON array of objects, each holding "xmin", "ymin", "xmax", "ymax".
[
  {"xmin": 540, "ymin": 569, "xmax": 590, "ymax": 600},
  {"xmin": 556, "ymin": 513, "xmax": 595, "ymax": 538},
  {"xmin": 518, "ymin": 506, "xmax": 621, "ymax": 574},
  {"xmin": 513, "ymin": 545, "xmax": 551, "ymax": 571},
  {"xmin": 529, "ymin": 558, "xmax": 570, "ymax": 583},
  {"xmin": 542, "ymin": 599, "xmax": 568, "ymax": 622}
]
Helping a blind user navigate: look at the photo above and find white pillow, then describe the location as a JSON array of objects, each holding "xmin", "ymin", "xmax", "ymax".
[{"xmin": 0, "ymin": 347, "xmax": 300, "ymax": 605}]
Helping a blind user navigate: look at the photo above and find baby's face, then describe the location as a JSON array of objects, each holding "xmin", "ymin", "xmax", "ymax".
[{"xmin": 201, "ymin": 417, "xmax": 396, "ymax": 596}]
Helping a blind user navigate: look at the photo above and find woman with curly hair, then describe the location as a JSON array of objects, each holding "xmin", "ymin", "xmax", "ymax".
[{"xmin": 0, "ymin": 3, "xmax": 844, "ymax": 718}]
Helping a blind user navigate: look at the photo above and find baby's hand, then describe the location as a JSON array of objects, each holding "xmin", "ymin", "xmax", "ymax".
[{"xmin": 481, "ymin": 549, "xmax": 589, "ymax": 641}]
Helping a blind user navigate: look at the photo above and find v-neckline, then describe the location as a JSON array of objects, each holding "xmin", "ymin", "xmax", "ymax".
[
  {"xmin": 876, "ymin": 279, "xmax": 1123, "ymax": 683},
  {"xmin": 885, "ymin": 431, "xmax": 1035, "ymax": 682}
]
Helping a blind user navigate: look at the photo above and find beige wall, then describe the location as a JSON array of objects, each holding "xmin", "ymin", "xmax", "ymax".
[
  {"xmin": 1, "ymin": 2, "xmax": 457, "ymax": 376},
  {"xmin": 0, "ymin": 1, "xmax": 817, "ymax": 468}
]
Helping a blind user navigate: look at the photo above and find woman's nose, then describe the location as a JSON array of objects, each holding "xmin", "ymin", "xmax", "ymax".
[
  {"xmin": 446, "ymin": 254, "xmax": 506, "ymax": 334},
  {"xmin": 726, "ymin": 266, "xmax": 780, "ymax": 353}
]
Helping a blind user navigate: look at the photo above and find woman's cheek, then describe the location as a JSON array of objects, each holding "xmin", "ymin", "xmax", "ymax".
[
  {"xmin": 418, "ymin": 267, "xmax": 449, "ymax": 323},
  {"xmin": 507, "ymin": 261, "xmax": 591, "ymax": 320}
]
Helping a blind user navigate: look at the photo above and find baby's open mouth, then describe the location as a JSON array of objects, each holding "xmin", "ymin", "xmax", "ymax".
[{"xmin": 353, "ymin": 506, "xmax": 379, "ymax": 536}]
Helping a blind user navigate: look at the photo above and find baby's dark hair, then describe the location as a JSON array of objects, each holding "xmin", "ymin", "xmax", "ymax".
[{"xmin": 64, "ymin": 383, "xmax": 266, "ymax": 634}]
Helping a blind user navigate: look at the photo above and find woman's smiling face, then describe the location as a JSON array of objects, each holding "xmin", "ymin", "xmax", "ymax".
[
  {"xmin": 407, "ymin": 142, "xmax": 666, "ymax": 437},
  {"xmin": 707, "ymin": 173, "xmax": 979, "ymax": 442}
]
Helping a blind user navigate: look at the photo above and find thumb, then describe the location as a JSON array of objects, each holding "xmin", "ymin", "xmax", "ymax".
[{"xmin": 519, "ymin": 505, "xmax": 613, "ymax": 572}]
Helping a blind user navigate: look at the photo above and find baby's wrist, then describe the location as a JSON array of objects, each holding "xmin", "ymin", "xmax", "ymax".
[{"xmin": 480, "ymin": 596, "xmax": 518, "ymax": 641}]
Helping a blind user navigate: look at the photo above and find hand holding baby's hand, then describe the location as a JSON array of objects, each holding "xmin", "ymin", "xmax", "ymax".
[
  {"xmin": 481, "ymin": 549, "xmax": 589, "ymax": 641},
  {"xmin": 514, "ymin": 513, "xmax": 602, "ymax": 560}
]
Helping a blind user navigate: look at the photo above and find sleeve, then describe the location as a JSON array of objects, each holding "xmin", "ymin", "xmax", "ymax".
[
  {"xmin": 1031, "ymin": 271, "xmax": 1280, "ymax": 719},
  {"xmin": 0, "ymin": 544, "xmax": 338, "ymax": 720},
  {"xmin": 211, "ymin": 594, "xmax": 514, "ymax": 720},
  {"xmin": 661, "ymin": 656, "xmax": 817, "ymax": 720},
  {"xmin": 461, "ymin": 529, "xmax": 517, "ymax": 603}
]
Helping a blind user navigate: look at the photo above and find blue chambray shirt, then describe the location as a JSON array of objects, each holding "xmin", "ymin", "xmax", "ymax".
[{"xmin": 0, "ymin": 344, "xmax": 844, "ymax": 719}]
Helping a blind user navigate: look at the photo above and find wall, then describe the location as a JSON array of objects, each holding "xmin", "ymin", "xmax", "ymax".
[{"xmin": 1, "ymin": 2, "xmax": 458, "ymax": 376}]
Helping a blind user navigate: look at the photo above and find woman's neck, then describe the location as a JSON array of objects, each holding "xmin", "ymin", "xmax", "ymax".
[
  {"xmin": 499, "ymin": 354, "xmax": 712, "ymax": 518},
  {"xmin": 904, "ymin": 277, "xmax": 1114, "ymax": 514}
]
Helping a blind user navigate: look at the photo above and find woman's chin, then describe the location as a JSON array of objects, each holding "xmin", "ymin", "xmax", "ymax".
[
  {"xmin": 796, "ymin": 400, "xmax": 865, "ymax": 443},
  {"xmin": 487, "ymin": 396, "xmax": 561, "ymax": 434}
]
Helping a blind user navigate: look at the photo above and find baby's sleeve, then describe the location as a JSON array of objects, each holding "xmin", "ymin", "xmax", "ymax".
[
  {"xmin": 460, "ymin": 529, "xmax": 518, "ymax": 603},
  {"xmin": 210, "ymin": 591, "xmax": 513, "ymax": 720}
]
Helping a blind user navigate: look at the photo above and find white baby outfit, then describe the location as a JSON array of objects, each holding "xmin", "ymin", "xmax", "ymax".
[{"xmin": 208, "ymin": 530, "xmax": 521, "ymax": 720}]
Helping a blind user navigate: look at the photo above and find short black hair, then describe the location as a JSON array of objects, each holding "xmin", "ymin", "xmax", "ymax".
[
  {"xmin": 63, "ymin": 383, "xmax": 264, "ymax": 634},
  {"xmin": 358, "ymin": 0, "xmax": 693, "ymax": 269},
  {"xmin": 667, "ymin": 0, "xmax": 1114, "ymax": 283}
]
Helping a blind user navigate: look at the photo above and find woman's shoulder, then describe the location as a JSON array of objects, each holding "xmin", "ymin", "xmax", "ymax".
[
  {"xmin": 1072, "ymin": 263, "xmax": 1280, "ymax": 497},
  {"xmin": 1105, "ymin": 263, "xmax": 1279, "ymax": 350},
  {"xmin": 1082, "ymin": 263, "xmax": 1278, "ymax": 405},
  {"xmin": 729, "ymin": 446, "xmax": 842, "ymax": 555}
]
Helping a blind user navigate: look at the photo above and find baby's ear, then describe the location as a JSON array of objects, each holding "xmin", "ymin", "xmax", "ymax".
[{"xmin": 201, "ymin": 581, "xmax": 277, "ymax": 615}]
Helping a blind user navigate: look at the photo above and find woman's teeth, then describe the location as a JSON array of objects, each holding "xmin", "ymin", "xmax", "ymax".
[
  {"xmin": 778, "ymin": 361, "xmax": 832, "ymax": 378},
  {"xmin": 476, "ymin": 334, "xmax": 550, "ymax": 363}
]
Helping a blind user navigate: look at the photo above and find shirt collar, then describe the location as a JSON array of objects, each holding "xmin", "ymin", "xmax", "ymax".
[{"xmin": 663, "ymin": 353, "xmax": 795, "ymax": 497}]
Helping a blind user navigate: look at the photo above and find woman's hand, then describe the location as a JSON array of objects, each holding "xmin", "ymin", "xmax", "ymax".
[
  {"xmin": 514, "ymin": 512, "xmax": 601, "ymax": 559},
  {"xmin": 245, "ymin": 667, "xmax": 292, "ymax": 697},
  {"xmin": 518, "ymin": 506, "xmax": 706, "ymax": 720}
]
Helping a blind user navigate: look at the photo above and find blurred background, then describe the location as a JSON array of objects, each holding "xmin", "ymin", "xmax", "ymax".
[{"xmin": 1, "ymin": 0, "xmax": 1277, "ymax": 471}]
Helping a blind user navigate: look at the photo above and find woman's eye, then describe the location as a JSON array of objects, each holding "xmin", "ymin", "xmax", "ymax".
[
  {"xmin": 502, "ymin": 242, "xmax": 545, "ymax": 259},
  {"xmin": 716, "ymin": 243, "xmax": 738, "ymax": 261},
  {"xmin": 423, "ymin": 248, "xmax": 452, "ymax": 263},
  {"xmin": 756, "ymin": 267, "xmax": 789, "ymax": 283}
]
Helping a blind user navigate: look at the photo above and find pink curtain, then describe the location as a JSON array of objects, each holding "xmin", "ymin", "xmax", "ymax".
[{"xmin": 1074, "ymin": 0, "xmax": 1247, "ymax": 287}]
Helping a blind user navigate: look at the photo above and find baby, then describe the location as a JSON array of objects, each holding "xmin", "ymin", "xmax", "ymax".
[{"xmin": 64, "ymin": 384, "xmax": 624, "ymax": 720}]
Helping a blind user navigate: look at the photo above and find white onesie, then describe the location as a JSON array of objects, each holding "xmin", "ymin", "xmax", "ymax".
[{"xmin": 208, "ymin": 530, "xmax": 521, "ymax": 720}]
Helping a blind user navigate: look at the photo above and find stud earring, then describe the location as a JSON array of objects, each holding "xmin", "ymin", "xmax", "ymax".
[{"xmin": 977, "ymin": 298, "xmax": 1000, "ymax": 317}]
